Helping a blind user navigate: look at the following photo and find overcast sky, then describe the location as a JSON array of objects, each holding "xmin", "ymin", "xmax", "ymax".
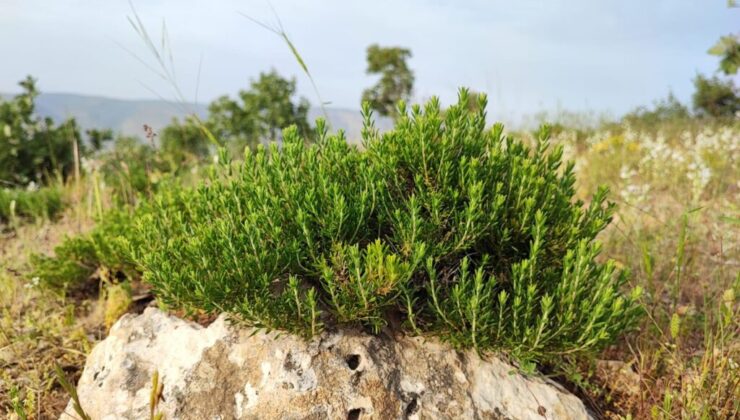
[{"xmin": 1, "ymin": 0, "xmax": 738, "ymax": 122}]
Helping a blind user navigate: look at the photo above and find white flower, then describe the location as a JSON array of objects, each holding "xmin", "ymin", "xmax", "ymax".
[
  {"xmin": 3, "ymin": 124, "xmax": 11, "ymax": 137},
  {"xmin": 620, "ymin": 183, "xmax": 650, "ymax": 204},
  {"xmin": 699, "ymin": 166, "xmax": 711, "ymax": 184},
  {"xmin": 619, "ymin": 165, "xmax": 636, "ymax": 180},
  {"xmin": 686, "ymin": 161, "xmax": 712, "ymax": 201},
  {"xmin": 25, "ymin": 276, "xmax": 41, "ymax": 289}
]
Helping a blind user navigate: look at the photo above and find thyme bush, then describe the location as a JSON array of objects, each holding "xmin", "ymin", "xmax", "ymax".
[
  {"xmin": 130, "ymin": 90, "xmax": 641, "ymax": 363},
  {"xmin": 31, "ymin": 210, "xmax": 138, "ymax": 290}
]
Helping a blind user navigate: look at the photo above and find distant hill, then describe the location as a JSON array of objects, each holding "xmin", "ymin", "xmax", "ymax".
[{"xmin": 1, "ymin": 92, "xmax": 392, "ymax": 144}]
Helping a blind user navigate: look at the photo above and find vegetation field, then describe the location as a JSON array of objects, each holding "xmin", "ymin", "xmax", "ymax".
[{"xmin": 1, "ymin": 7, "xmax": 739, "ymax": 419}]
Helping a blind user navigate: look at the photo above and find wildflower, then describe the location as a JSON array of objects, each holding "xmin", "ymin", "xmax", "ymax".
[
  {"xmin": 25, "ymin": 277, "xmax": 41, "ymax": 289},
  {"xmin": 619, "ymin": 165, "xmax": 636, "ymax": 180}
]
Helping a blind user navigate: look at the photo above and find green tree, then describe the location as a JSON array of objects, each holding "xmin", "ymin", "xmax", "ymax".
[
  {"xmin": 623, "ymin": 92, "xmax": 691, "ymax": 126},
  {"xmin": 208, "ymin": 70, "xmax": 311, "ymax": 152},
  {"xmin": 156, "ymin": 70, "xmax": 311, "ymax": 162},
  {"xmin": 692, "ymin": 74, "xmax": 740, "ymax": 118},
  {"xmin": 0, "ymin": 76, "xmax": 86, "ymax": 185},
  {"xmin": 85, "ymin": 128, "xmax": 114, "ymax": 152},
  {"xmin": 709, "ymin": 35, "xmax": 740, "ymax": 76},
  {"xmin": 361, "ymin": 45, "xmax": 414, "ymax": 119},
  {"xmin": 159, "ymin": 115, "xmax": 212, "ymax": 165}
]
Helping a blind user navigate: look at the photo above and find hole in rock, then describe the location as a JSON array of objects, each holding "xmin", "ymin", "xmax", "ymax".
[
  {"xmin": 404, "ymin": 397, "xmax": 419, "ymax": 417},
  {"xmin": 345, "ymin": 354, "xmax": 361, "ymax": 370},
  {"xmin": 347, "ymin": 408, "xmax": 362, "ymax": 420}
]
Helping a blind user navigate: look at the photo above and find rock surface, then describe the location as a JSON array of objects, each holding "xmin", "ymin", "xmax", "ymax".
[{"xmin": 61, "ymin": 308, "xmax": 591, "ymax": 420}]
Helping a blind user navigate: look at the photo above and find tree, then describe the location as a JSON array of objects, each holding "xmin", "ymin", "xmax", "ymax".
[
  {"xmin": 692, "ymin": 74, "xmax": 740, "ymax": 118},
  {"xmin": 708, "ymin": 0, "xmax": 739, "ymax": 75},
  {"xmin": 159, "ymin": 115, "xmax": 212, "ymax": 165},
  {"xmin": 208, "ymin": 70, "xmax": 311, "ymax": 152},
  {"xmin": 86, "ymin": 128, "xmax": 114, "ymax": 152},
  {"xmin": 156, "ymin": 70, "xmax": 311, "ymax": 161},
  {"xmin": 361, "ymin": 45, "xmax": 414, "ymax": 119},
  {"xmin": 685, "ymin": 2, "xmax": 740, "ymax": 119},
  {"xmin": 623, "ymin": 92, "xmax": 691, "ymax": 126},
  {"xmin": 0, "ymin": 76, "xmax": 87, "ymax": 185},
  {"xmin": 708, "ymin": 35, "xmax": 740, "ymax": 76}
]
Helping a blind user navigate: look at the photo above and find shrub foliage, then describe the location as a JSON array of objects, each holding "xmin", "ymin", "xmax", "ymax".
[
  {"xmin": 31, "ymin": 210, "xmax": 138, "ymax": 290},
  {"xmin": 123, "ymin": 90, "xmax": 642, "ymax": 363}
]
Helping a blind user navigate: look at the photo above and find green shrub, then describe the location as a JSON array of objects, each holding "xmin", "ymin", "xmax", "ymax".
[
  {"xmin": 128, "ymin": 90, "xmax": 641, "ymax": 363},
  {"xmin": 0, "ymin": 76, "xmax": 86, "ymax": 185},
  {"xmin": 31, "ymin": 210, "xmax": 138, "ymax": 290},
  {"xmin": 0, "ymin": 186, "xmax": 64, "ymax": 224}
]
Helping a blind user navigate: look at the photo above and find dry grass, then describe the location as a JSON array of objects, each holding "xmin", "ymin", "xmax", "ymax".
[
  {"xmin": 1, "ymin": 170, "xmax": 154, "ymax": 418},
  {"xmin": 0, "ymin": 215, "xmax": 103, "ymax": 418},
  {"xmin": 548, "ymin": 122, "xmax": 740, "ymax": 419},
  {"xmin": 0, "ymin": 173, "xmax": 132, "ymax": 418}
]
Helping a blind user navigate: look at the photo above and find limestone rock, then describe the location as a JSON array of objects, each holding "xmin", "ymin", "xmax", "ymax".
[{"xmin": 61, "ymin": 308, "xmax": 592, "ymax": 420}]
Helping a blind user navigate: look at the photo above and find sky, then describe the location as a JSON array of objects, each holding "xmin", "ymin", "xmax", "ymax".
[{"xmin": 1, "ymin": 0, "xmax": 738, "ymax": 123}]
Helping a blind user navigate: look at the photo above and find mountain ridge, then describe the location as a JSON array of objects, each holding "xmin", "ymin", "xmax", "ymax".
[{"xmin": 1, "ymin": 92, "xmax": 391, "ymax": 143}]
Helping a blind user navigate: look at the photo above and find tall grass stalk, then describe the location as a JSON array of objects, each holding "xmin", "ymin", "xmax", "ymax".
[
  {"xmin": 124, "ymin": 2, "xmax": 221, "ymax": 148},
  {"xmin": 239, "ymin": 8, "xmax": 329, "ymax": 122},
  {"xmin": 672, "ymin": 212, "xmax": 689, "ymax": 311},
  {"xmin": 54, "ymin": 363, "xmax": 91, "ymax": 420}
]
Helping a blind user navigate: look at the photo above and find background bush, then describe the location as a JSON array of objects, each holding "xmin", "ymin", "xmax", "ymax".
[
  {"xmin": 0, "ymin": 185, "xmax": 64, "ymax": 224},
  {"xmin": 97, "ymin": 136, "xmax": 168, "ymax": 205},
  {"xmin": 124, "ymin": 90, "xmax": 642, "ymax": 364},
  {"xmin": 0, "ymin": 77, "xmax": 90, "ymax": 186},
  {"xmin": 692, "ymin": 74, "xmax": 740, "ymax": 119}
]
